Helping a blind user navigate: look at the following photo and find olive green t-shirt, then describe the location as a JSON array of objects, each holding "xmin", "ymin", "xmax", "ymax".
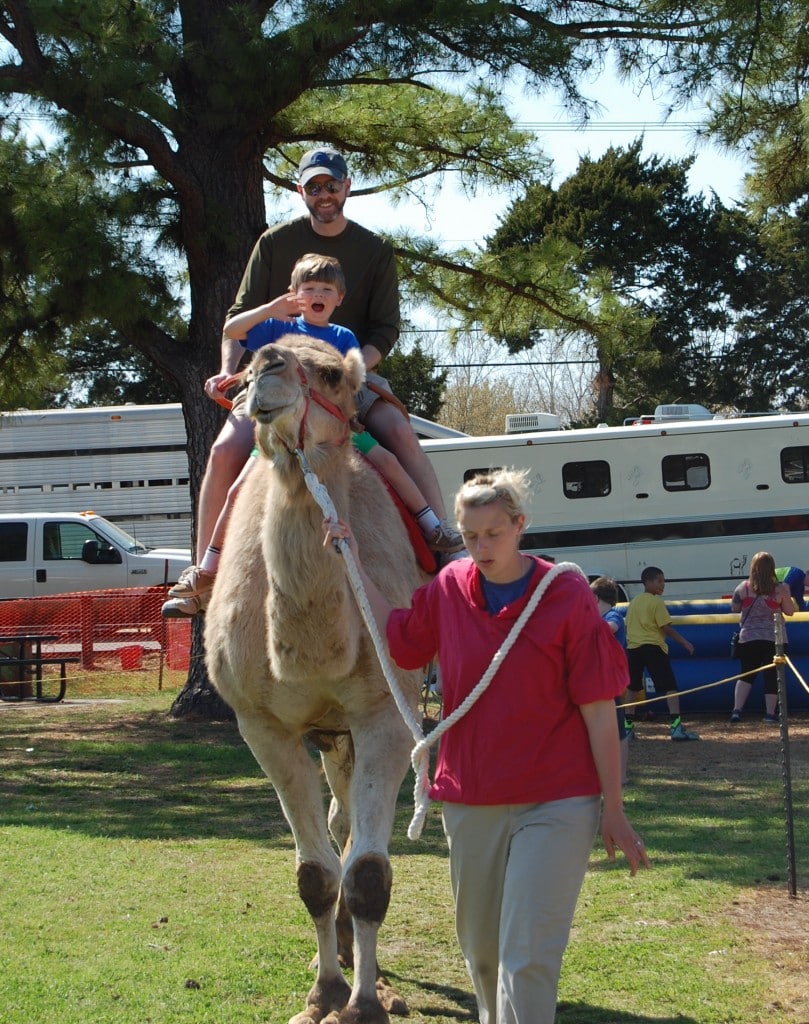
[{"xmin": 228, "ymin": 217, "xmax": 400, "ymax": 359}]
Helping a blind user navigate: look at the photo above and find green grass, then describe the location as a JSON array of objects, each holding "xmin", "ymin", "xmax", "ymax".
[{"xmin": 0, "ymin": 686, "xmax": 806, "ymax": 1023}]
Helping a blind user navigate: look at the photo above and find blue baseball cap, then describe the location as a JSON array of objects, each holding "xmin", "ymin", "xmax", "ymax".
[{"xmin": 298, "ymin": 148, "xmax": 349, "ymax": 186}]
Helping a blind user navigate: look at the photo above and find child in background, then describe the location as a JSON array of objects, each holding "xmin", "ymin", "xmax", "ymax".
[
  {"xmin": 163, "ymin": 254, "xmax": 462, "ymax": 617},
  {"xmin": 731, "ymin": 552, "xmax": 794, "ymax": 723},
  {"xmin": 774, "ymin": 565, "xmax": 809, "ymax": 611},
  {"xmin": 591, "ymin": 576, "xmax": 631, "ymax": 785},
  {"xmin": 625, "ymin": 566, "xmax": 700, "ymax": 741}
]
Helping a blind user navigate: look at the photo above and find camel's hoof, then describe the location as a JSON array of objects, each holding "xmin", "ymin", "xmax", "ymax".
[
  {"xmin": 290, "ymin": 975, "xmax": 354, "ymax": 1024},
  {"xmin": 336, "ymin": 996, "xmax": 391, "ymax": 1023},
  {"xmin": 376, "ymin": 976, "xmax": 408, "ymax": 1016}
]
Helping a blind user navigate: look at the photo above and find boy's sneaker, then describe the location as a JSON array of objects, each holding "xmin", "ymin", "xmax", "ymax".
[
  {"xmin": 427, "ymin": 520, "xmax": 465, "ymax": 554},
  {"xmin": 763, "ymin": 712, "xmax": 779, "ymax": 724},
  {"xmin": 169, "ymin": 565, "xmax": 214, "ymax": 600},
  {"xmin": 161, "ymin": 587, "xmax": 212, "ymax": 618},
  {"xmin": 670, "ymin": 720, "xmax": 700, "ymax": 741},
  {"xmin": 624, "ymin": 720, "xmax": 636, "ymax": 742},
  {"xmin": 730, "ymin": 709, "xmax": 742, "ymax": 723}
]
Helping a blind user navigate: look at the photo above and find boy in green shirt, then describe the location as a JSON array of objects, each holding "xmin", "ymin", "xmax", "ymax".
[{"xmin": 625, "ymin": 566, "xmax": 699, "ymax": 741}]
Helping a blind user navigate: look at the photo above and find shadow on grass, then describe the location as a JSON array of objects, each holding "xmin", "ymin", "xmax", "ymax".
[
  {"xmin": 2, "ymin": 705, "xmax": 805, "ymax": 885},
  {"xmin": 385, "ymin": 971, "xmax": 700, "ymax": 1024},
  {"xmin": 556, "ymin": 1004, "xmax": 699, "ymax": 1023},
  {"xmin": 0, "ymin": 706, "xmax": 450, "ymax": 856},
  {"xmin": 0, "ymin": 708, "xmax": 294, "ymax": 843}
]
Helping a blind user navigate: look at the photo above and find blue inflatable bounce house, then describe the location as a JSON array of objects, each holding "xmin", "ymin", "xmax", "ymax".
[{"xmin": 625, "ymin": 601, "xmax": 809, "ymax": 715}]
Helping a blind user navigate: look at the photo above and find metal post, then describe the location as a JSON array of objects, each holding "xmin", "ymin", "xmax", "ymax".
[
  {"xmin": 773, "ymin": 613, "xmax": 797, "ymax": 898},
  {"xmin": 157, "ymin": 559, "xmax": 170, "ymax": 691}
]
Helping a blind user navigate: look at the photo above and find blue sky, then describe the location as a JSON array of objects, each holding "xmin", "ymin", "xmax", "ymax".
[{"xmin": 351, "ymin": 72, "xmax": 749, "ymax": 248}]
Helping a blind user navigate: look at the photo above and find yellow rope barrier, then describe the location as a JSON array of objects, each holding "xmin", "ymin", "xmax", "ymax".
[
  {"xmin": 783, "ymin": 655, "xmax": 809, "ymax": 697},
  {"xmin": 621, "ymin": 660, "xmax": 779, "ymax": 712}
]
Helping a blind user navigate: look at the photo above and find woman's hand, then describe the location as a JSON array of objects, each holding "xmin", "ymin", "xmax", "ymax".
[
  {"xmin": 601, "ymin": 807, "xmax": 652, "ymax": 877},
  {"xmin": 322, "ymin": 517, "xmax": 357, "ymax": 556}
]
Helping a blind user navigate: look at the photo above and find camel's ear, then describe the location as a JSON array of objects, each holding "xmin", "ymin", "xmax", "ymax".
[{"xmin": 344, "ymin": 348, "xmax": 366, "ymax": 392}]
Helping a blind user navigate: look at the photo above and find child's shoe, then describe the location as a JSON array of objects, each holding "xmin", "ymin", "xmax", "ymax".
[
  {"xmin": 730, "ymin": 709, "xmax": 742, "ymax": 723},
  {"xmin": 169, "ymin": 565, "xmax": 214, "ymax": 600},
  {"xmin": 670, "ymin": 718, "xmax": 700, "ymax": 741},
  {"xmin": 428, "ymin": 520, "xmax": 465, "ymax": 554},
  {"xmin": 161, "ymin": 588, "xmax": 212, "ymax": 618},
  {"xmin": 763, "ymin": 712, "xmax": 779, "ymax": 724}
]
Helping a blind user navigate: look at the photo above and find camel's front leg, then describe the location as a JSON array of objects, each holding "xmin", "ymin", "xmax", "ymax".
[
  {"xmin": 338, "ymin": 707, "xmax": 417, "ymax": 1022},
  {"xmin": 236, "ymin": 715, "xmax": 351, "ymax": 1024}
]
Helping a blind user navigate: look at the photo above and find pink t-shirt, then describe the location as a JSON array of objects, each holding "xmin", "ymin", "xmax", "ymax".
[{"xmin": 386, "ymin": 557, "xmax": 628, "ymax": 805}]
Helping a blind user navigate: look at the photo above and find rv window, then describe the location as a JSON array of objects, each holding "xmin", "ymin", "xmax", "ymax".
[
  {"xmin": 0, "ymin": 521, "xmax": 28, "ymax": 561},
  {"xmin": 662, "ymin": 453, "xmax": 710, "ymax": 491},
  {"xmin": 562, "ymin": 461, "xmax": 611, "ymax": 499},
  {"xmin": 781, "ymin": 447, "xmax": 809, "ymax": 483},
  {"xmin": 462, "ymin": 467, "xmax": 503, "ymax": 482}
]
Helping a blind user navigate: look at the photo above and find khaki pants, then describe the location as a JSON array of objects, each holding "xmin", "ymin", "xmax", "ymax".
[{"xmin": 442, "ymin": 796, "xmax": 600, "ymax": 1024}]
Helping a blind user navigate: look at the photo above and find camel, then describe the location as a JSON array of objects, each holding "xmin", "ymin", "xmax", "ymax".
[{"xmin": 204, "ymin": 336, "xmax": 425, "ymax": 1024}]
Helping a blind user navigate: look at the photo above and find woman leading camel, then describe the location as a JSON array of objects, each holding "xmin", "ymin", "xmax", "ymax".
[{"xmin": 323, "ymin": 468, "xmax": 650, "ymax": 1024}]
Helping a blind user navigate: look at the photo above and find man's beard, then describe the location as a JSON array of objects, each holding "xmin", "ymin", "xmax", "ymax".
[{"xmin": 308, "ymin": 195, "xmax": 346, "ymax": 224}]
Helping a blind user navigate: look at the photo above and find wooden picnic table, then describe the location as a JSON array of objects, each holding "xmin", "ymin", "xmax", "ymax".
[{"xmin": 0, "ymin": 633, "xmax": 79, "ymax": 703}]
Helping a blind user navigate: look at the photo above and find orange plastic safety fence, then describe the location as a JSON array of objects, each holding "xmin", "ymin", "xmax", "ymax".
[{"xmin": 0, "ymin": 587, "xmax": 191, "ymax": 698}]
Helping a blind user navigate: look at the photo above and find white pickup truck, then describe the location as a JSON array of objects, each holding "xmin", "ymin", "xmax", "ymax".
[{"xmin": 0, "ymin": 511, "xmax": 190, "ymax": 599}]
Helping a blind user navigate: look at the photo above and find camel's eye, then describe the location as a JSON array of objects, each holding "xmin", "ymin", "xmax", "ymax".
[{"xmin": 318, "ymin": 367, "xmax": 343, "ymax": 389}]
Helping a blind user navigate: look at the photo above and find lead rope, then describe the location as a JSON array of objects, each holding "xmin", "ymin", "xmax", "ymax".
[{"xmin": 296, "ymin": 449, "xmax": 585, "ymax": 839}]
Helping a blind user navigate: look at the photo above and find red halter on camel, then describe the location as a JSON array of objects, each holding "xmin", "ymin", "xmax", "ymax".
[{"xmin": 216, "ymin": 368, "xmax": 350, "ymax": 450}]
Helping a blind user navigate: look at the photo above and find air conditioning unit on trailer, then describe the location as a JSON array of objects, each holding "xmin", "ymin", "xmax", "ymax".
[
  {"xmin": 653, "ymin": 404, "xmax": 713, "ymax": 421},
  {"xmin": 504, "ymin": 412, "xmax": 563, "ymax": 434}
]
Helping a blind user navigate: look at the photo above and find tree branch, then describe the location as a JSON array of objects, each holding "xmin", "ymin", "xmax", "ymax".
[{"xmin": 394, "ymin": 243, "xmax": 600, "ymax": 336}]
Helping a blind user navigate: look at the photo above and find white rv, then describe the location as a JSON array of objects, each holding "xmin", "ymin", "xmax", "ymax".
[
  {"xmin": 422, "ymin": 410, "xmax": 809, "ymax": 600},
  {"xmin": 4, "ymin": 403, "xmax": 809, "ymax": 601}
]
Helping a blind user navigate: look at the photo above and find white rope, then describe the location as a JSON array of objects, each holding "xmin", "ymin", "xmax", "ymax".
[
  {"xmin": 298, "ymin": 453, "xmax": 422, "ymax": 744},
  {"xmin": 297, "ymin": 449, "xmax": 585, "ymax": 839}
]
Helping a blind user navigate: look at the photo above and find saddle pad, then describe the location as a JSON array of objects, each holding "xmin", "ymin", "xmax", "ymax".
[{"xmin": 360, "ymin": 455, "xmax": 437, "ymax": 574}]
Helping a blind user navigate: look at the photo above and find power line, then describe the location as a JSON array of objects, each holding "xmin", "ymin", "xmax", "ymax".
[
  {"xmin": 516, "ymin": 121, "xmax": 705, "ymax": 133},
  {"xmin": 434, "ymin": 360, "xmax": 597, "ymax": 368}
]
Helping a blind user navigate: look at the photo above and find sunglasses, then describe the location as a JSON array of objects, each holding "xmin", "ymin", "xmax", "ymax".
[{"xmin": 302, "ymin": 181, "xmax": 345, "ymax": 197}]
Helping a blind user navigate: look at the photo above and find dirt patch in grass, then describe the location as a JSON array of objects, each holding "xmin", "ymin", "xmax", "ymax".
[{"xmin": 629, "ymin": 712, "xmax": 809, "ymax": 1018}]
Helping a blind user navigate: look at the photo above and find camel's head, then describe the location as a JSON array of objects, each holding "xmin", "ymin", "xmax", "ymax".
[{"xmin": 244, "ymin": 335, "xmax": 365, "ymax": 459}]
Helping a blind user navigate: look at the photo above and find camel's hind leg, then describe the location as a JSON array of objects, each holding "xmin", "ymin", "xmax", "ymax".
[{"xmin": 236, "ymin": 716, "xmax": 352, "ymax": 1023}]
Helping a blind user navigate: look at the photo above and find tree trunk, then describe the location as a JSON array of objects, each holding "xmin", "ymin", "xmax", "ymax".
[
  {"xmin": 170, "ymin": 617, "xmax": 235, "ymax": 721},
  {"xmin": 165, "ymin": 138, "xmax": 268, "ymax": 721},
  {"xmin": 593, "ymin": 359, "xmax": 615, "ymax": 423}
]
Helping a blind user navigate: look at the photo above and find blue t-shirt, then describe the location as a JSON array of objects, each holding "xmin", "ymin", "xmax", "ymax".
[
  {"xmin": 603, "ymin": 607, "xmax": 627, "ymax": 648},
  {"xmin": 481, "ymin": 567, "xmax": 533, "ymax": 615},
  {"xmin": 243, "ymin": 315, "xmax": 360, "ymax": 356},
  {"xmin": 776, "ymin": 566, "xmax": 806, "ymax": 610}
]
